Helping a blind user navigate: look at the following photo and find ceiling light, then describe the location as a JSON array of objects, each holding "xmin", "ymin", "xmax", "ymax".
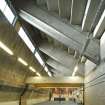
[
  {"xmin": 44, "ymin": 66, "xmax": 49, "ymax": 72},
  {"xmin": 18, "ymin": 57, "xmax": 28, "ymax": 66},
  {"xmin": 0, "ymin": 41, "xmax": 14, "ymax": 55},
  {"xmin": 48, "ymin": 72, "xmax": 52, "ymax": 77},
  {"xmin": 36, "ymin": 72, "xmax": 41, "ymax": 76},
  {"xmin": 72, "ymin": 65, "xmax": 78, "ymax": 76},
  {"xmin": 35, "ymin": 52, "xmax": 44, "ymax": 66},
  {"xmin": 29, "ymin": 66, "xmax": 36, "ymax": 72}
]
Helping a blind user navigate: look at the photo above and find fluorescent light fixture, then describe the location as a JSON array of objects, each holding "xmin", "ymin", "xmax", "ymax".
[
  {"xmin": 72, "ymin": 65, "xmax": 78, "ymax": 76},
  {"xmin": 0, "ymin": 41, "xmax": 13, "ymax": 55},
  {"xmin": 44, "ymin": 66, "xmax": 49, "ymax": 72},
  {"xmin": 0, "ymin": 0, "xmax": 7, "ymax": 12},
  {"xmin": 3, "ymin": 5, "xmax": 15, "ymax": 24},
  {"xmin": 29, "ymin": 66, "xmax": 36, "ymax": 72},
  {"xmin": 18, "ymin": 57, "xmax": 28, "ymax": 66},
  {"xmin": 48, "ymin": 71, "xmax": 52, "ymax": 77},
  {"xmin": 35, "ymin": 52, "xmax": 44, "ymax": 66},
  {"xmin": 36, "ymin": 72, "xmax": 41, "ymax": 76},
  {"xmin": 18, "ymin": 27, "xmax": 35, "ymax": 53}
]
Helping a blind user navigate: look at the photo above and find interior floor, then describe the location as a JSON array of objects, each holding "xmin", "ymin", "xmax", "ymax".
[{"xmin": 34, "ymin": 101, "xmax": 78, "ymax": 105}]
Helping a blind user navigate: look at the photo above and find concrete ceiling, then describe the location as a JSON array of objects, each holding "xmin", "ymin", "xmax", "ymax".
[{"xmin": 11, "ymin": 0, "xmax": 105, "ymax": 77}]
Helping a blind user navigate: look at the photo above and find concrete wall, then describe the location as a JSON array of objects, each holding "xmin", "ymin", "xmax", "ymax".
[
  {"xmin": 0, "ymin": 12, "xmax": 49, "ymax": 105},
  {"xmin": 0, "ymin": 98, "xmax": 49, "ymax": 105},
  {"xmin": 85, "ymin": 62, "xmax": 105, "ymax": 105},
  {"xmin": 0, "ymin": 101, "xmax": 19, "ymax": 105},
  {"xmin": 0, "ymin": 83, "xmax": 49, "ymax": 105},
  {"xmin": 84, "ymin": 33, "xmax": 105, "ymax": 105}
]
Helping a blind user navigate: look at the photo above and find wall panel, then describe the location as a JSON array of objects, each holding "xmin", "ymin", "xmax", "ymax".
[{"xmin": 85, "ymin": 62, "xmax": 105, "ymax": 105}]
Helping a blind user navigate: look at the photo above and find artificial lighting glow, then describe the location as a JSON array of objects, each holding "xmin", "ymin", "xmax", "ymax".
[
  {"xmin": 18, "ymin": 27, "xmax": 35, "ymax": 53},
  {"xmin": 35, "ymin": 52, "xmax": 44, "ymax": 66},
  {"xmin": 3, "ymin": 5, "xmax": 15, "ymax": 24},
  {"xmin": 29, "ymin": 66, "xmax": 36, "ymax": 72},
  {"xmin": 18, "ymin": 57, "xmax": 28, "ymax": 66},
  {"xmin": 48, "ymin": 72, "xmax": 52, "ymax": 77},
  {"xmin": 0, "ymin": 41, "xmax": 13, "ymax": 55},
  {"xmin": 72, "ymin": 65, "xmax": 78, "ymax": 76},
  {"xmin": 0, "ymin": 0, "xmax": 7, "ymax": 12},
  {"xmin": 44, "ymin": 66, "xmax": 49, "ymax": 72},
  {"xmin": 36, "ymin": 72, "xmax": 41, "ymax": 76}
]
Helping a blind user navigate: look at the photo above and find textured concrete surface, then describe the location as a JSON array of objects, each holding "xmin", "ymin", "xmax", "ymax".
[
  {"xmin": 85, "ymin": 62, "xmax": 105, "ymax": 105},
  {"xmin": 19, "ymin": 3, "xmax": 100, "ymax": 64},
  {"xmin": 0, "ymin": 97, "xmax": 48, "ymax": 105},
  {"xmin": 0, "ymin": 101, "xmax": 77, "ymax": 105},
  {"xmin": 84, "ymin": 31, "xmax": 105, "ymax": 105},
  {"xmin": 27, "ymin": 97, "xmax": 49, "ymax": 105},
  {"xmin": 33, "ymin": 101, "xmax": 78, "ymax": 105}
]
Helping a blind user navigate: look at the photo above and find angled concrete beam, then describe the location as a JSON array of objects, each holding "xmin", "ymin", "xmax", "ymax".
[
  {"xmin": 47, "ymin": 58, "xmax": 73, "ymax": 76},
  {"xmin": 19, "ymin": 9, "xmax": 83, "ymax": 51},
  {"xmin": 58, "ymin": 0, "xmax": 71, "ymax": 18},
  {"xmin": 19, "ymin": 2, "xmax": 99, "ymax": 63},
  {"xmin": 76, "ymin": 63, "xmax": 85, "ymax": 76},
  {"xmin": 93, "ymin": 9, "xmax": 105, "ymax": 38},
  {"xmin": 47, "ymin": 58, "xmax": 85, "ymax": 77},
  {"xmin": 70, "ymin": 0, "xmax": 87, "ymax": 25},
  {"xmin": 26, "ymin": 76, "xmax": 84, "ymax": 87},
  {"xmin": 19, "ymin": 2, "xmax": 85, "ymax": 51},
  {"xmin": 85, "ymin": 59, "xmax": 96, "ymax": 76},
  {"xmin": 39, "ymin": 42, "xmax": 76, "ymax": 69},
  {"xmin": 84, "ymin": 38, "xmax": 100, "ymax": 64},
  {"xmin": 40, "ymin": 43, "xmax": 85, "ymax": 76},
  {"xmin": 50, "ymin": 68, "xmax": 60, "ymax": 74},
  {"xmin": 82, "ymin": 0, "xmax": 101, "ymax": 31}
]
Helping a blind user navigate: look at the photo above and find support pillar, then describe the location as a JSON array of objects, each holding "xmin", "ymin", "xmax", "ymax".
[{"xmin": 19, "ymin": 85, "xmax": 29, "ymax": 105}]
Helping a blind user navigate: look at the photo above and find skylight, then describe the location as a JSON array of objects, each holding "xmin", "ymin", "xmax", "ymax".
[
  {"xmin": 35, "ymin": 52, "xmax": 44, "ymax": 66},
  {"xmin": 44, "ymin": 66, "xmax": 49, "ymax": 72},
  {"xmin": 3, "ymin": 5, "xmax": 15, "ymax": 24},
  {"xmin": 0, "ymin": 0, "xmax": 7, "ymax": 12},
  {"xmin": 48, "ymin": 71, "xmax": 52, "ymax": 77},
  {"xmin": 18, "ymin": 27, "xmax": 35, "ymax": 53}
]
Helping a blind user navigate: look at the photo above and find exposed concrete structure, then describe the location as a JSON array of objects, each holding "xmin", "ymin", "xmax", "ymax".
[
  {"xmin": 39, "ymin": 41, "xmax": 76, "ymax": 70},
  {"xmin": 70, "ymin": 0, "xmax": 87, "ymax": 25},
  {"xmin": 18, "ymin": 1, "xmax": 100, "ymax": 64},
  {"xmin": 82, "ymin": 0, "xmax": 104, "ymax": 32},
  {"xmin": 46, "ymin": 58, "xmax": 73, "ymax": 76},
  {"xmin": 47, "ymin": 0, "xmax": 58, "ymax": 12},
  {"xmin": 58, "ymin": 0, "xmax": 71, "ymax": 19},
  {"xmin": 0, "ymin": 0, "xmax": 105, "ymax": 105},
  {"xmin": 26, "ymin": 77, "xmax": 83, "ymax": 87},
  {"xmin": 0, "ymin": 12, "xmax": 48, "ymax": 105},
  {"xmin": 93, "ymin": 9, "xmax": 105, "ymax": 38}
]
